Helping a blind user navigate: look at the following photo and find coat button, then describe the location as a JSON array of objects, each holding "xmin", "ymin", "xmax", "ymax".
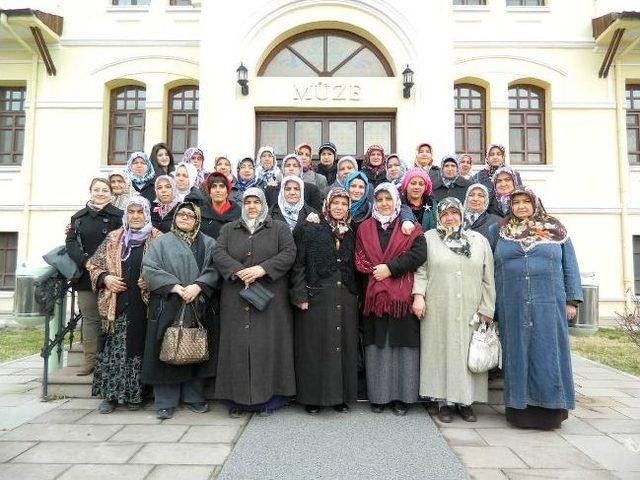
[
  {"xmin": 103, "ymin": 218, "xmax": 109, "ymax": 223},
  {"xmin": 336, "ymin": 281, "xmax": 342, "ymax": 286},
  {"xmin": 244, "ymin": 306, "xmax": 250, "ymax": 311},
  {"xmin": 102, "ymin": 228, "xmax": 108, "ymax": 234},
  {"xmin": 336, "ymin": 347, "xmax": 341, "ymax": 352},
  {"xmin": 247, "ymin": 252, "xmax": 252, "ymax": 256},
  {"xmin": 336, "ymin": 326, "xmax": 341, "ymax": 331},
  {"xmin": 244, "ymin": 324, "xmax": 250, "ymax": 329},
  {"xmin": 337, "ymin": 259, "xmax": 342, "ymax": 263},
  {"xmin": 336, "ymin": 305, "xmax": 342, "ymax": 310}
]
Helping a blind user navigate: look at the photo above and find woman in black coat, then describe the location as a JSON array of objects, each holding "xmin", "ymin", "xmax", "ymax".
[
  {"xmin": 150, "ymin": 175, "xmax": 179, "ymax": 233},
  {"xmin": 269, "ymin": 176, "xmax": 318, "ymax": 234},
  {"xmin": 264, "ymin": 154, "xmax": 324, "ymax": 212},
  {"xmin": 125, "ymin": 152, "xmax": 156, "ymax": 204},
  {"xmin": 291, "ymin": 187, "xmax": 359, "ymax": 415},
  {"xmin": 66, "ymin": 177, "xmax": 123, "ymax": 375},
  {"xmin": 432, "ymin": 155, "xmax": 471, "ymax": 203},
  {"xmin": 463, "ymin": 183, "xmax": 500, "ymax": 239}
]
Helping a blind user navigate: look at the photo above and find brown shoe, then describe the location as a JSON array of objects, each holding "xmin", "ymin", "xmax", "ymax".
[
  {"xmin": 437, "ymin": 405, "xmax": 454, "ymax": 423},
  {"xmin": 457, "ymin": 404, "xmax": 477, "ymax": 422},
  {"xmin": 76, "ymin": 365, "xmax": 94, "ymax": 376}
]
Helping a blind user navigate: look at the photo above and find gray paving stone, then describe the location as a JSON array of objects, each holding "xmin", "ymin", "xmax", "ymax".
[
  {"xmin": 564, "ymin": 435, "xmax": 640, "ymax": 471},
  {"xmin": 162, "ymin": 407, "xmax": 249, "ymax": 427},
  {"xmin": 611, "ymin": 407, "xmax": 640, "ymax": 419},
  {"xmin": 468, "ymin": 469, "xmax": 508, "ymax": 480},
  {"xmin": 609, "ymin": 433, "xmax": 640, "ymax": 449},
  {"xmin": 59, "ymin": 398, "xmax": 102, "ymax": 410},
  {"xmin": 0, "ymin": 441, "xmax": 36, "ymax": 462},
  {"xmin": 0, "ymin": 375, "xmax": 38, "ymax": 384},
  {"xmin": 577, "ymin": 395, "xmax": 627, "ymax": 408},
  {"xmin": 434, "ymin": 413, "xmax": 508, "ymax": 429},
  {"xmin": 510, "ymin": 445, "xmax": 601, "ymax": 469},
  {"xmin": 452, "ymin": 446, "xmax": 527, "ymax": 468},
  {"xmin": 572, "ymin": 406, "xmax": 627, "ymax": 419},
  {"xmin": 0, "ymin": 463, "xmax": 69, "ymax": 480},
  {"xmin": 77, "ymin": 410, "xmax": 160, "ymax": 425},
  {"xmin": 58, "ymin": 464, "xmax": 153, "ymax": 480},
  {"xmin": 109, "ymin": 424, "xmax": 188, "ymax": 443},
  {"xmin": 0, "ymin": 401, "xmax": 62, "ymax": 430},
  {"xmin": 578, "ymin": 388, "xmax": 632, "ymax": 398},
  {"xmin": 560, "ymin": 415, "xmax": 602, "ymax": 435},
  {"xmin": 619, "ymin": 388, "xmax": 640, "ymax": 398},
  {"xmin": 29, "ymin": 408, "xmax": 91, "ymax": 424},
  {"xmin": 577, "ymin": 380, "xmax": 640, "ymax": 389},
  {"xmin": 0, "ymin": 393, "xmax": 37, "ymax": 407},
  {"xmin": 441, "ymin": 428, "xmax": 488, "ymax": 447},
  {"xmin": 583, "ymin": 419, "xmax": 640, "ymax": 434},
  {"xmin": 476, "ymin": 428, "xmax": 569, "ymax": 447},
  {"xmin": 3, "ymin": 423, "xmax": 122, "ymax": 442},
  {"xmin": 12, "ymin": 441, "xmax": 143, "ymax": 464},
  {"xmin": 613, "ymin": 472, "xmax": 640, "ymax": 479},
  {"xmin": 130, "ymin": 442, "xmax": 231, "ymax": 465},
  {"xmin": 146, "ymin": 465, "xmax": 217, "ymax": 480},
  {"xmin": 180, "ymin": 425, "xmax": 241, "ymax": 443},
  {"xmin": 503, "ymin": 469, "xmax": 617, "ymax": 479}
]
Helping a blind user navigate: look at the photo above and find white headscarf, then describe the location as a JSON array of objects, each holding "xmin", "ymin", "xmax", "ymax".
[
  {"xmin": 372, "ymin": 182, "xmax": 401, "ymax": 231},
  {"xmin": 241, "ymin": 187, "xmax": 269, "ymax": 234},
  {"xmin": 172, "ymin": 161, "xmax": 198, "ymax": 202},
  {"xmin": 277, "ymin": 176, "xmax": 305, "ymax": 231}
]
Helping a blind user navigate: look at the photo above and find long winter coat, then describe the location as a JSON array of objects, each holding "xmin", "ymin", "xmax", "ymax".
[
  {"xmin": 413, "ymin": 229, "xmax": 495, "ymax": 405},
  {"xmin": 269, "ymin": 203, "xmax": 317, "ymax": 235},
  {"xmin": 265, "ymin": 183, "xmax": 324, "ymax": 212},
  {"xmin": 487, "ymin": 224, "xmax": 583, "ymax": 410},
  {"xmin": 66, "ymin": 204, "xmax": 123, "ymax": 291},
  {"xmin": 141, "ymin": 231, "xmax": 220, "ymax": 385},
  {"xmin": 290, "ymin": 220, "xmax": 359, "ymax": 406},
  {"xmin": 468, "ymin": 211, "xmax": 501, "ymax": 240},
  {"xmin": 302, "ymin": 170, "xmax": 328, "ymax": 193},
  {"xmin": 131, "ymin": 181, "xmax": 156, "ymax": 204},
  {"xmin": 198, "ymin": 201, "xmax": 242, "ymax": 240},
  {"xmin": 431, "ymin": 176, "xmax": 471, "ymax": 203},
  {"xmin": 213, "ymin": 217, "xmax": 297, "ymax": 405},
  {"xmin": 150, "ymin": 203, "xmax": 178, "ymax": 233}
]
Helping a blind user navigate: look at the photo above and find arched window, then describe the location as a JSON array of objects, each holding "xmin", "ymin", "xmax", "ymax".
[
  {"xmin": 167, "ymin": 85, "xmax": 199, "ymax": 158},
  {"xmin": 108, "ymin": 85, "xmax": 146, "ymax": 165},
  {"xmin": 259, "ymin": 30, "xmax": 393, "ymax": 77},
  {"xmin": 454, "ymin": 84, "xmax": 486, "ymax": 163},
  {"xmin": 508, "ymin": 84, "xmax": 545, "ymax": 164},
  {"xmin": 626, "ymin": 85, "xmax": 640, "ymax": 165}
]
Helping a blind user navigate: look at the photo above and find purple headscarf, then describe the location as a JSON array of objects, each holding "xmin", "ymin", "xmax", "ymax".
[{"xmin": 120, "ymin": 195, "xmax": 153, "ymax": 261}]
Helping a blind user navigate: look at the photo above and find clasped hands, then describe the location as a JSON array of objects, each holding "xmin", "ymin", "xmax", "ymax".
[
  {"xmin": 104, "ymin": 275, "xmax": 147, "ymax": 294},
  {"xmin": 171, "ymin": 284, "xmax": 202, "ymax": 303},
  {"xmin": 236, "ymin": 265, "xmax": 266, "ymax": 287}
]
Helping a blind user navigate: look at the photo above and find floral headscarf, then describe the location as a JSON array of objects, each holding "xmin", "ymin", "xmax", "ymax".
[
  {"xmin": 241, "ymin": 187, "xmax": 269, "ymax": 234},
  {"xmin": 172, "ymin": 161, "xmax": 198, "ymax": 202},
  {"xmin": 440, "ymin": 155, "xmax": 460, "ymax": 187},
  {"xmin": 336, "ymin": 156, "xmax": 359, "ymax": 184},
  {"xmin": 463, "ymin": 183, "xmax": 490, "ymax": 229},
  {"xmin": 499, "ymin": 186, "xmax": 568, "ymax": 252},
  {"xmin": 171, "ymin": 202, "xmax": 201, "ymax": 246},
  {"xmin": 256, "ymin": 146, "xmax": 282, "ymax": 186},
  {"xmin": 492, "ymin": 166, "xmax": 522, "ymax": 215},
  {"xmin": 121, "ymin": 195, "xmax": 153, "ymax": 261},
  {"xmin": 344, "ymin": 171, "xmax": 371, "ymax": 220},
  {"xmin": 484, "ymin": 143, "xmax": 506, "ymax": 176},
  {"xmin": 153, "ymin": 175, "xmax": 179, "ymax": 220},
  {"xmin": 108, "ymin": 170, "xmax": 131, "ymax": 210},
  {"xmin": 363, "ymin": 145, "xmax": 386, "ymax": 176},
  {"xmin": 415, "ymin": 142, "xmax": 434, "ymax": 169},
  {"xmin": 436, "ymin": 197, "xmax": 471, "ymax": 258},
  {"xmin": 372, "ymin": 182, "xmax": 401, "ymax": 231},
  {"xmin": 323, "ymin": 187, "xmax": 351, "ymax": 240},
  {"xmin": 296, "ymin": 143, "xmax": 313, "ymax": 172},
  {"xmin": 385, "ymin": 154, "xmax": 407, "ymax": 188},
  {"xmin": 126, "ymin": 152, "xmax": 155, "ymax": 187},
  {"xmin": 235, "ymin": 157, "xmax": 257, "ymax": 192},
  {"xmin": 277, "ymin": 176, "xmax": 305, "ymax": 231},
  {"xmin": 183, "ymin": 147, "xmax": 207, "ymax": 186}
]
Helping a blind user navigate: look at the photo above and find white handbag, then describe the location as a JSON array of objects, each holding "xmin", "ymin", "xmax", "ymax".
[{"xmin": 468, "ymin": 322, "xmax": 502, "ymax": 373}]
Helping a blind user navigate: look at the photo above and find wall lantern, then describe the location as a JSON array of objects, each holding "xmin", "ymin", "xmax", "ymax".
[
  {"xmin": 402, "ymin": 65, "xmax": 414, "ymax": 99},
  {"xmin": 237, "ymin": 62, "xmax": 249, "ymax": 96}
]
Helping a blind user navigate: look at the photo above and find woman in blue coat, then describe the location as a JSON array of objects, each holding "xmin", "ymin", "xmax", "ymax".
[{"xmin": 487, "ymin": 187, "xmax": 582, "ymax": 430}]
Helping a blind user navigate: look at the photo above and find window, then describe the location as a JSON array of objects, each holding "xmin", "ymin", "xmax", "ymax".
[
  {"xmin": 507, "ymin": 0, "xmax": 545, "ymax": 5},
  {"xmin": 260, "ymin": 30, "xmax": 393, "ymax": 77},
  {"xmin": 508, "ymin": 84, "xmax": 545, "ymax": 164},
  {"xmin": 454, "ymin": 84, "xmax": 486, "ymax": 163},
  {"xmin": 0, "ymin": 87, "xmax": 26, "ymax": 166},
  {"xmin": 635, "ymin": 236, "xmax": 640, "ymax": 294},
  {"xmin": 108, "ymin": 85, "xmax": 146, "ymax": 165},
  {"xmin": 0, "ymin": 233, "xmax": 17, "ymax": 290},
  {"xmin": 453, "ymin": 0, "xmax": 486, "ymax": 5},
  {"xmin": 168, "ymin": 85, "xmax": 199, "ymax": 158},
  {"xmin": 626, "ymin": 85, "xmax": 640, "ymax": 165},
  {"xmin": 169, "ymin": 0, "xmax": 192, "ymax": 5},
  {"xmin": 111, "ymin": 0, "xmax": 150, "ymax": 5}
]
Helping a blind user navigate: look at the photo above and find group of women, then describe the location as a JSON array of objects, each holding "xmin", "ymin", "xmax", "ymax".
[{"xmin": 64, "ymin": 140, "xmax": 582, "ymax": 430}]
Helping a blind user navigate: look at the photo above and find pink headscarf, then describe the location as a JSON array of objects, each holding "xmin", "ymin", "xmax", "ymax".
[{"xmin": 400, "ymin": 167, "xmax": 433, "ymax": 197}]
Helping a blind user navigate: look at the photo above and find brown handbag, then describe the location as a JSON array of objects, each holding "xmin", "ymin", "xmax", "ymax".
[{"xmin": 159, "ymin": 301, "xmax": 209, "ymax": 366}]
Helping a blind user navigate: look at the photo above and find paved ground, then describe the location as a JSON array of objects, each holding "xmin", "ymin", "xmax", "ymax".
[{"xmin": 0, "ymin": 353, "xmax": 639, "ymax": 479}]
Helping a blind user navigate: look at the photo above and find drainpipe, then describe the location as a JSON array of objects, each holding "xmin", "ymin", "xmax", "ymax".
[{"xmin": 613, "ymin": 60, "xmax": 633, "ymax": 296}]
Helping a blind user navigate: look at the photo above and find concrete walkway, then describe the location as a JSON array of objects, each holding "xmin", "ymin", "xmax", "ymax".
[{"xmin": 0, "ymin": 353, "xmax": 639, "ymax": 479}]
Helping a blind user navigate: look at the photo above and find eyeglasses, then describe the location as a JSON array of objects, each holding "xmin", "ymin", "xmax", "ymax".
[{"xmin": 176, "ymin": 211, "xmax": 196, "ymax": 219}]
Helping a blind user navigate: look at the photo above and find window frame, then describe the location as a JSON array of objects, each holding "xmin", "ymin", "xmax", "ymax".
[
  {"xmin": 0, "ymin": 232, "xmax": 18, "ymax": 291},
  {"xmin": 626, "ymin": 85, "xmax": 640, "ymax": 165},
  {"xmin": 634, "ymin": 235, "xmax": 640, "ymax": 295},
  {"xmin": 111, "ymin": 0, "xmax": 150, "ymax": 6},
  {"xmin": 454, "ymin": 83, "xmax": 486, "ymax": 164},
  {"xmin": 0, "ymin": 86, "xmax": 26, "ymax": 166},
  {"xmin": 453, "ymin": 0, "xmax": 487, "ymax": 5},
  {"xmin": 506, "ymin": 0, "xmax": 545, "ymax": 6},
  {"xmin": 508, "ymin": 84, "xmax": 546, "ymax": 165},
  {"xmin": 167, "ymin": 85, "xmax": 199, "ymax": 159},
  {"xmin": 107, "ymin": 85, "xmax": 146, "ymax": 166}
]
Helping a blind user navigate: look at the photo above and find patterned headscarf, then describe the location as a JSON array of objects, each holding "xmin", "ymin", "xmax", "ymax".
[
  {"xmin": 153, "ymin": 175, "xmax": 179, "ymax": 220},
  {"xmin": 183, "ymin": 147, "xmax": 207, "ymax": 186},
  {"xmin": 499, "ymin": 187, "xmax": 568, "ymax": 252},
  {"xmin": 436, "ymin": 197, "xmax": 471, "ymax": 258},
  {"xmin": 363, "ymin": 145, "xmax": 386, "ymax": 176},
  {"xmin": 277, "ymin": 176, "xmax": 305, "ymax": 231},
  {"xmin": 385, "ymin": 154, "xmax": 407, "ymax": 188},
  {"xmin": 492, "ymin": 166, "xmax": 522, "ymax": 215},
  {"xmin": 126, "ymin": 152, "xmax": 155, "ymax": 187},
  {"xmin": 255, "ymin": 146, "xmax": 282, "ymax": 186},
  {"xmin": 372, "ymin": 182, "xmax": 401, "ymax": 231},
  {"xmin": 108, "ymin": 170, "xmax": 131, "ymax": 210},
  {"xmin": 235, "ymin": 157, "xmax": 257, "ymax": 192},
  {"xmin": 296, "ymin": 143, "xmax": 313, "ymax": 172},
  {"xmin": 463, "ymin": 183, "xmax": 490, "ymax": 229},
  {"xmin": 121, "ymin": 195, "xmax": 153, "ymax": 261},
  {"xmin": 484, "ymin": 143, "xmax": 506, "ymax": 175},
  {"xmin": 415, "ymin": 142, "xmax": 434, "ymax": 169},
  {"xmin": 241, "ymin": 187, "xmax": 269, "ymax": 234},
  {"xmin": 282, "ymin": 153, "xmax": 303, "ymax": 178},
  {"xmin": 171, "ymin": 202, "xmax": 201, "ymax": 246},
  {"xmin": 172, "ymin": 161, "xmax": 198, "ymax": 202},
  {"xmin": 440, "ymin": 155, "xmax": 460, "ymax": 187},
  {"xmin": 336, "ymin": 156, "xmax": 359, "ymax": 183},
  {"xmin": 344, "ymin": 171, "xmax": 371, "ymax": 220},
  {"xmin": 323, "ymin": 187, "xmax": 351, "ymax": 240}
]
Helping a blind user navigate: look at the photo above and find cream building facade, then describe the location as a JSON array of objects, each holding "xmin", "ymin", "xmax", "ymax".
[{"xmin": 0, "ymin": 0, "xmax": 639, "ymax": 318}]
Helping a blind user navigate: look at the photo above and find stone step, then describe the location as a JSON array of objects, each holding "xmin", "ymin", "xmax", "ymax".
[
  {"xmin": 46, "ymin": 365, "xmax": 93, "ymax": 398},
  {"xmin": 65, "ymin": 343, "xmax": 84, "ymax": 368}
]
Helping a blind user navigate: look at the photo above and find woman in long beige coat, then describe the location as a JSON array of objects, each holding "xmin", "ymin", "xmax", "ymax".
[{"xmin": 412, "ymin": 197, "xmax": 495, "ymax": 424}]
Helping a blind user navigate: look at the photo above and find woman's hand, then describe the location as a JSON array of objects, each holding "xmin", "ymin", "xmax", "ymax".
[
  {"xmin": 171, "ymin": 284, "xmax": 185, "ymax": 297},
  {"xmin": 237, "ymin": 265, "xmax": 267, "ymax": 286},
  {"xmin": 182, "ymin": 284, "xmax": 202, "ymax": 303},
  {"xmin": 401, "ymin": 221, "xmax": 415, "ymax": 236},
  {"xmin": 566, "ymin": 304, "xmax": 577, "ymax": 320},
  {"xmin": 64, "ymin": 223, "xmax": 72, "ymax": 235},
  {"xmin": 479, "ymin": 314, "xmax": 493, "ymax": 325},
  {"xmin": 412, "ymin": 295, "xmax": 426, "ymax": 318},
  {"xmin": 104, "ymin": 275, "xmax": 127, "ymax": 293},
  {"xmin": 306, "ymin": 213, "xmax": 320, "ymax": 224},
  {"xmin": 137, "ymin": 277, "xmax": 147, "ymax": 290},
  {"xmin": 297, "ymin": 302, "xmax": 309, "ymax": 310},
  {"xmin": 372, "ymin": 264, "xmax": 391, "ymax": 281}
]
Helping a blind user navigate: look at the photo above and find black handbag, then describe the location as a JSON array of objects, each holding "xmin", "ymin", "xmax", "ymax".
[{"xmin": 239, "ymin": 282, "xmax": 275, "ymax": 311}]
